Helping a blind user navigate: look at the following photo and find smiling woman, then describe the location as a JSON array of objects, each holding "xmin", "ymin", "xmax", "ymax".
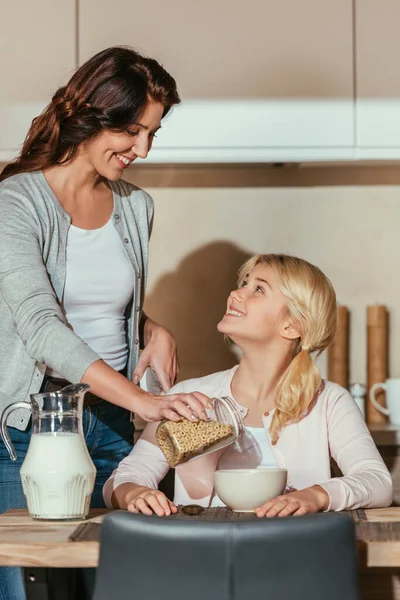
[
  {"xmin": 0, "ymin": 46, "xmax": 211, "ymax": 600},
  {"xmin": 84, "ymin": 100, "xmax": 164, "ymax": 182},
  {"xmin": 0, "ymin": 47, "xmax": 176, "ymax": 181}
]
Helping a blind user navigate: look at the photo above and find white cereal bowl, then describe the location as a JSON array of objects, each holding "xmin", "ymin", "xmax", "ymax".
[{"xmin": 214, "ymin": 468, "xmax": 288, "ymax": 512}]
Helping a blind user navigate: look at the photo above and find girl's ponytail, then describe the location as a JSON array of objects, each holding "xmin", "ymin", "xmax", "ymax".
[{"xmin": 269, "ymin": 348, "xmax": 322, "ymax": 445}]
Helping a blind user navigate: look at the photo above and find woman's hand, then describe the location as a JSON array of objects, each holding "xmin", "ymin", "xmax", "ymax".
[
  {"xmin": 81, "ymin": 359, "xmax": 211, "ymax": 421},
  {"xmin": 133, "ymin": 317, "xmax": 178, "ymax": 392},
  {"xmin": 135, "ymin": 389, "xmax": 211, "ymax": 423},
  {"xmin": 125, "ymin": 486, "xmax": 178, "ymax": 517},
  {"xmin": 254, "ymin": 485, "xmax": 330, "ymax": 518}
]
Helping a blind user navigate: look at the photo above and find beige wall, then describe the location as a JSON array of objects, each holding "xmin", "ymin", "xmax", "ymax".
[
  {"xmin": 1, "ymin": 161, "xmax": 398, "ymax": 389},
  {"xmin": 119, "ymin": 170, "xmax": 399, "ymax": 388}
]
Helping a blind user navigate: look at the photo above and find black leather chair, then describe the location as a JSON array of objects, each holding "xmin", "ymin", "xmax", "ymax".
[{"xmin": 93, "ymin": 511, "xmax": 360, "ymax": 600}]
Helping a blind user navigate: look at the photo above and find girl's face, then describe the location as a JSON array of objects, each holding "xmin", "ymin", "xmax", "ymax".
[
  {"xmin": 217, "ymin": 263, "xmax": 297, "ymax": 347},
  {"xmin": 82, "ymin": 99, "xmax": 164, "ymax": 180}
]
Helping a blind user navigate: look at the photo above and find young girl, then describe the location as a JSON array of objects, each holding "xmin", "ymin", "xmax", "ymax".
[{"xmin": 103, "ymin": 254, "xmax": 392, "ymax": 517}]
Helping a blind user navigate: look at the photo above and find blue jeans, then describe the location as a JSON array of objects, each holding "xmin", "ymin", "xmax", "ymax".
[{"xmin": 0, "ymin": 400, "xmax": 134, "ymax": 600}]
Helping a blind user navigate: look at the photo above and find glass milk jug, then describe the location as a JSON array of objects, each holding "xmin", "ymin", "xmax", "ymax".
[{"xmin": 0, "ymin": 384, "xmax": 96, "ymax": 520}]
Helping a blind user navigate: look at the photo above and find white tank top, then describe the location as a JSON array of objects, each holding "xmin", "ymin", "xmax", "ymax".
[
  {"xmin": 47, "ymin": 219, "xmax": 135, "ymax": 375},
  {"xmin": 211, "ymin": 426, "xmax": 277, "ymax": 507}
]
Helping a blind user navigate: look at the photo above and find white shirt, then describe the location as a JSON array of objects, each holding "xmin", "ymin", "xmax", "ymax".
[
  {"xmin": 48, "ymin": 219, "xmax": 135, "ymax": 374},
  {"xmin": 103, "ymin": 367, "xmax": 392, "ymax": 512},
  {"xmin": 210, "ymin": 425, "xmax": 277, "ymax": 507}
]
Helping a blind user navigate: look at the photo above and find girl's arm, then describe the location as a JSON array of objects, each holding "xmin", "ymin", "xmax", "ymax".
[
  {"xmin": 103, "ymin": 422, "xmax": 171, "ymax": 510},
  {"xmin": 320, "ymin": 390, "xmax": 393, "ymax": 511},
  {"xmin": 110, "ymin": 482, "xmax": 177, "ymax": 516},
  {"xmin": 255, "ymin": 390, "xmax": 392, "ymax": 518}
]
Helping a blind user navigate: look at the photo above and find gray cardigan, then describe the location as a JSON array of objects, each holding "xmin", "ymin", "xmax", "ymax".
[{"xmin": 0, "ymin": 171, "xmax": 153, "ymax": 430}]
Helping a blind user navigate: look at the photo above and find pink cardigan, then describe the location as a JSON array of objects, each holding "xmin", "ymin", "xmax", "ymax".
[{"xmin": 103, "ymin": 366, "xmax": 393, "ymax": 511}]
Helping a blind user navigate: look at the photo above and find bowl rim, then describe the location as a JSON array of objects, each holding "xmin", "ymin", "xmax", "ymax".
[{"xmin": 215, "ymin": 468, "xmax": 288, "ymax": 475}]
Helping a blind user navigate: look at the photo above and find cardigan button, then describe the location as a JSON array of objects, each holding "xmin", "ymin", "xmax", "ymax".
[
  {"xmin": 114, "ymin": 214, "xmax": 120, "ymax": 221},
  {"xmin": 264, "ymin": 411, "xmax": 270, "ymax": 417},
  {"xmin": 124, "ymin": 238, "xmax": 129, "ymax": 244}
]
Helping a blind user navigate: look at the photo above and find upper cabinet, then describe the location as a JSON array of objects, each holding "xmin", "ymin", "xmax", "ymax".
[
  {"xmin": 356, "ymin": 0, "xmax": 400, "ymax": 158},
  {"xmin": 0, "ymin": 0, "xmax": 76, "ymax": 161},
  {"xmin": 79, "ymin": 0, "xmax": 354, "ymax": 163},
  {"xmin": 3, "ymin": 1, "xmax": 400, "ymax": 163}
]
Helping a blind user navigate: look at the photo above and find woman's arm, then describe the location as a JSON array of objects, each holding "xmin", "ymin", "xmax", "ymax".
[
  {"xmin": 103, "ymin": 378, "xmax": 207, "ymax": 512},
  {"xmin": 0, "ymin": 187, "xmax": 99, "ymax": 383},
  {"xmin": 0, "ymin": 189, "xmax": 210, "ymax": 422},
  {"xmin": 319, "ymin": 390, "xmax": 393, "ymax": 511},
  {"xmin": 82, "ymin": 360, "xmax": 209, "ymax": 422},
  {"xmin": 133, "ymin": 315, "xmax": 179, "ymax": 391}
]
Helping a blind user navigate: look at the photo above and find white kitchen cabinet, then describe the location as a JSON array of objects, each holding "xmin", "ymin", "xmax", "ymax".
[
  {"xmin": 356, "ymin": 0, "xmax": 400, "ymax": 158},
  {"xmin": 0, "ymin": 1, "xmax": 76, "ymax": 161},
  {"xmin": 79, "ymin": 0, "xmax": 354, "ymax": 162}
]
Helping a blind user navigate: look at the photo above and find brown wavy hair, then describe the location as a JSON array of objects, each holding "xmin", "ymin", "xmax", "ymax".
[
  {"xmin": 237, "ymin": 254, "xmax": 337, "ymax": 445},
  {"xmin": 0, "ymin": 46, "xmax": 180, "ymax": 182}
]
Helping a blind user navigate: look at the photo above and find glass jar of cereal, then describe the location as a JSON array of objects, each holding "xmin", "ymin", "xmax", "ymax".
[{"xmin": 156, "ymin": 396, "xmax": 244, "ymax": 467}]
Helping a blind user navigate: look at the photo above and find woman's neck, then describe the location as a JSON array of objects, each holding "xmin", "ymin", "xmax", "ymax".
[
  {"xmin": 231, "ymin": 342, "xmax": 293, "ymax": 410},
  {"xmin": 43, "ymin": 156, "xmax": 113, "ymax": 229},
  {"xmin": 44, "ymin": 154, "xmax": 106, "ymax": 198}
]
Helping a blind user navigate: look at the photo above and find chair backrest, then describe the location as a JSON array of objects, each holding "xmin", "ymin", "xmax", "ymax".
[
  {"xmin": 232, "ymin": 511, "xmax": 360, "ymax": 600},
  {"xmin": 93, "ymin": 511, "xmax": 360, "ymax": 600}
]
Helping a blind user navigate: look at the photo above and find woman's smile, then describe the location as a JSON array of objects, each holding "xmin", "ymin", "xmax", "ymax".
[{"xmin": 114, "ymin": 153, "xmax": 135, "ymax": 169}]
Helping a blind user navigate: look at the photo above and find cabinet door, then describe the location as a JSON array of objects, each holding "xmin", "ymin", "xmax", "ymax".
[
  {"xmin": 79, "ymin": 0, "xmax": 354, "ymax": 162},
  {"xmin": 356, "ymin": 0, "xmax": 400, "ymax": 155},
  {"xmin": 0, "ymin": 1, "xmax": 76, "ymax": 161}
]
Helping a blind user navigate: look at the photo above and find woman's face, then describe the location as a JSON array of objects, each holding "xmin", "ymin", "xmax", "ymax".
[
  {"xmin": 217, "ymin": 263, "xmax": 293, "ymax": 347},
  {"xmin": 83, "ymin": 99, "xmax": 164, "ymax": 180}
]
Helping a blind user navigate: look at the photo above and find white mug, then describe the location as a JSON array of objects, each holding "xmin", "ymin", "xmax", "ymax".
[{"xmin": 369, "ymin": 379, "xmax": 400, "ymax": 425}]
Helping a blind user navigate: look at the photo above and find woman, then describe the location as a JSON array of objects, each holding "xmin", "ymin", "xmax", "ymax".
[
  {"xmin": 0, "ymin": 46, "xmax": 209, "ymax": 599},
  {"xmin": 104, "ymin": 254, "xmax": 392, "ymax": 517}
]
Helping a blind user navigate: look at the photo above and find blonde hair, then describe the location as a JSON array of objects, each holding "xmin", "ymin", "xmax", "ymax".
[{"xmin": 237, "ymin": 254, "xmax": 337, "ymax": 445}]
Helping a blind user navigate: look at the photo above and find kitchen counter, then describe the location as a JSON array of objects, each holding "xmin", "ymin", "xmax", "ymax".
[{"xmin": 369, "ymin": 424, "xmax": 400, "ymax": 446}]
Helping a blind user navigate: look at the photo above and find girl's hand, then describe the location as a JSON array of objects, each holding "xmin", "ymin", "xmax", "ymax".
[
  {"xmin": 254, "ymin": 485, "xmax": 330, "ymax": 518},
  {"xmin": 133, "ymin": 318, "xmax": 178, "ymax": 392},
  {"xmin": 135, "ymin": 390, "xmax": 211, "ymax": 423},
  {"xmin": 125, "ymin": 486, "xmax": 178, "ymax": 517}
]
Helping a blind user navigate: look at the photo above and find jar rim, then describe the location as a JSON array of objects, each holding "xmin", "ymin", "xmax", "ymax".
[{"xmin": 214, "ymin": 396, "xmax": 244, "ymax": 438}]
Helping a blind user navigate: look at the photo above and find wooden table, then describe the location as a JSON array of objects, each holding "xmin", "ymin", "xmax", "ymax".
[
  {"xmin": 0, "ymin": 509, "xmax": 106, "ymax": 568},
  {"xmin": 1, "ymin": 507, "xmax": 400, "ymax": 569}
]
